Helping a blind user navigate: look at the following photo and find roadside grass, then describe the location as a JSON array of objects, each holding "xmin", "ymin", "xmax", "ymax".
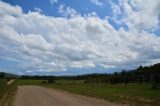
[
  {"xmin": 15, "ymin": 79, "xmax": 43, "ymax": 85},
  {"xmin": 0, "ymin": 79, "xmax": 17, "ymax": 106},
  {"xmin": 15, "ymin": 79, "xmax": 160, "ymax": 106},
  {"xmin": 0, "ymin": 79, "xmax": 7, "ymax": 101}
]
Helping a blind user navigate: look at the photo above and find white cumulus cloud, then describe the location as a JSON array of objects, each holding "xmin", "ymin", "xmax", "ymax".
[
  {"xmin": 89, "ymin": 0, "xmax": 103, "ymax": 6},
  {"xmin": 34, "ymin": 7, "xmax": 43, "ymax": 13},
  {"xmin": 0, "ymin": 1, "xmax": 160, "ymax": 74},
  {"xmin": 58, "ymin": 4, "xmax": 80, "ymax": 18},
  {"xmin": 111, "ymin": 0, "xmax": 160, "ymax": 32}
]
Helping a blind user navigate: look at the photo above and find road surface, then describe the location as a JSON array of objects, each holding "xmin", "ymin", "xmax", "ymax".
[{"xmin": 13, "ymin": 86, "xmax": 127, "ymax": 106}]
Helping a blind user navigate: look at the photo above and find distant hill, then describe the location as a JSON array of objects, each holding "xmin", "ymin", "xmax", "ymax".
[{"xmin": 0, "ymin": 72, "xmax": 18, "ymax": 79}]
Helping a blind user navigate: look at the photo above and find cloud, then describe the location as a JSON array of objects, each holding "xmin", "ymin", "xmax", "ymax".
[
  {"xmin": 0, "ymin": 1, "xmax": 22, "ymax": 16},
  {"xmin": 58, "ymin": 5, "xmax": 80, "ymax": 18},
  {"xmin": 50, "ymin": 0, "xmax": 58, "ymax": 5},
  {"xmin": 34, "ymin": 7, "xmax": 43, "ymax": 13},
  {"xmin": 110, "ymin": 0, "xmax": 160, "ymax": 32},
  {"xmin": 0, "ymin": 1, "xmax": 160, "ymax": 74},
  {"xmin": 89, "ymin": 0, "xmax": 103, "ymax": 6}
]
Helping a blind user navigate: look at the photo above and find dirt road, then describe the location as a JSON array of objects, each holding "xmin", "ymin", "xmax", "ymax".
[
  {"xmin": 6, "ymin": 79, "xmax": 14, "ymax": 85},
  {"xmin": 13, "ymin": 86, "xmax": 127, "ymax": 106}
]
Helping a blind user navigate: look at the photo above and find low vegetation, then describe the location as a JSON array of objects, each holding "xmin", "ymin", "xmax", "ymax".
[{"xmin": 0, "ymin": 79, "xmax": 17, "ymax": 106}]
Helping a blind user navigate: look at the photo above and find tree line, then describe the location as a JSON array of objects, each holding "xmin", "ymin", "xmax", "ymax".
[{"xmin": 1, "ymin": 63, "xmax": 160, "ymax": 89}]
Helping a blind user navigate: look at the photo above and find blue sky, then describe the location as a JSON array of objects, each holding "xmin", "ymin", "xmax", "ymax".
[
  {"xmin": 4, "ymin": 0, "xmax": 111, "ymax": 17},
  {"xmin": 0, "ymin": 0, "xmax": 160, "ymax": 75}
]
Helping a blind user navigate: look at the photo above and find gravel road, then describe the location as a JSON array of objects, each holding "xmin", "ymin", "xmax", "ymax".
[{"xmin": 13, "ymin": 86, "xmax": 127, "ymax": 106}]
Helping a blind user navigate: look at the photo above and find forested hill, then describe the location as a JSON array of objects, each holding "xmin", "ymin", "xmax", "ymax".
[
  {"xmin": 136, "ymin": 63, "xmax": 160, "ymax": 74},
  {"xmin": 0, "ymin": 72, "xmax": 18, "ymax": 79}
]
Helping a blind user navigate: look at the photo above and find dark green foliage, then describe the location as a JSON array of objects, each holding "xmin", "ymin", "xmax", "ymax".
[
  {"xmin": 42, "ymin": 80, "xmax": 47, "ymax": 84},
  {"xmin": 81, "ymin": 63, "xmax": 160, "ymax": 88},
  {"xmin": 0, "ymin": 72, "xmax": 18, "ymax": 79},
  {"xmin": 151, "ymin": 74, "xmax": 160, "ymax": 89},
  {"xmin": 0, "ymin": 79, "xmax": 17, "ymax": 105},
  {"xmin": 48, "ymin": 76, "xmax": 55, "ymax": 84},
  {"xmin": 0, "ymin": 72, "xmax": 5, "ymax": 79}
]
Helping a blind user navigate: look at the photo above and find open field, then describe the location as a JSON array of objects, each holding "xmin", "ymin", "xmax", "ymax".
[{"xmin": 13, "ymin": 79, "xmax": 160, "ymax": 106}]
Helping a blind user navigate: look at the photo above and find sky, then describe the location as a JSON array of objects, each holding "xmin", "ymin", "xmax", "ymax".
[{"xmin": 0, "ymin": 0, "xmax": 160, "ymax": 75}]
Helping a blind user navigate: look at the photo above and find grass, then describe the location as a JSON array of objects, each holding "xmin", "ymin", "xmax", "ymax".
[
  {"xmin": 15, "ymin": 79, "xmax": 160, "ymax": 106},
  {"xmin": 0, "ymin": 79, "xmax": 17, "ymax": 106},
  {"xmin": 0, "ymin": 79, "xmax": 7, "ymax": 102}
]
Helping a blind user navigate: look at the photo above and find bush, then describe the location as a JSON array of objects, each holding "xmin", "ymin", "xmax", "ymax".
[
  {"xmin": 48, "ymin": 78, "xmax": 55, "ymax": 83},
  {"xmin": 42, "ymin": 80, "xmax": 47, "ymax": 84},
  {"xmin": 0, "ymin": 72, "xmax": 5, "ymax": 79}
]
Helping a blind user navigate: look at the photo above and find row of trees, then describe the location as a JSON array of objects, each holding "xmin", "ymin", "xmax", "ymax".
[
  {"xmin": 20, "ymin": 63, "xmax": 160, "ymax": 86},
  {"xmin": 83, "ymin": 63, "xmax": 160, "ymax": 89}
]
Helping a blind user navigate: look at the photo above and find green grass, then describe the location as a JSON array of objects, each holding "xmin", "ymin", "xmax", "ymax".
[
  {"xmin": 15, "ymin": 79, "xmax": 43, "ymax": 85},
  {"xmin": 15, "ymin": 79, "xmax": 160, "ymax": 106},
  {"xmin": 0, "ymin": 79, "xmax": 7, "ymax": 100},
  {"xmin": 0, "ymin": 79, "xmax": 17, "ymax": 106}
]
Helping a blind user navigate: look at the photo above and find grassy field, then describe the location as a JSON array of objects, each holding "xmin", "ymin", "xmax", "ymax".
[
  {"xmin": 14, "ymin": 79, "xmax": 160, "ymax": 106},
  {"xmin": 0, "ymin": 79, "xmax": 17, "ymax": 106}
]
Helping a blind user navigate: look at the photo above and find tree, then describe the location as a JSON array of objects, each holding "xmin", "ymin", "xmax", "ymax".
[
  {"xmin": 109, "ymin": 72, "xmax": 119, "ymax": 84},
  {"xmin": 48, "ymin": 76, "xmax": 55, "ymax": 83},
  {"xmin": 0, "ymin": 72, "xmax": 5, "ymax": 79},
  {"xmin": 137, "ymin": 65, "xmax": 143, "ymax": 71},
  {"xmin": 138, "ymin": 75, "xmax": 143, "ymax": 84},
  {"xmin": 120, "ymin": 70, "xmax": 129, "ymax": 85},
  {"xmin": 151, "ymin": 74, "xmax": 160, "ymax": 89}
]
